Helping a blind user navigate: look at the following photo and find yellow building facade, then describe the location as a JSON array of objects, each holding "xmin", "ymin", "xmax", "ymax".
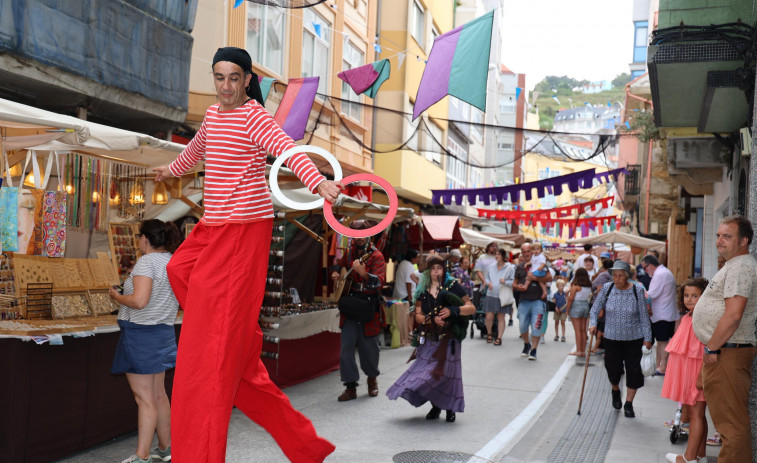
[
  {"xmin": 186, "ymin": 0, "xmax": 379, "ymax": 177},
  {"xmin": 372, "ymin": 0, "xmax": 454, "ymax": 206}
]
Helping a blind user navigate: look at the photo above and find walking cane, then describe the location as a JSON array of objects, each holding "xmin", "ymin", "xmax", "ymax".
[{"xmin": 577, "ymin": 333, "xmax": 595, "ymax": 415}]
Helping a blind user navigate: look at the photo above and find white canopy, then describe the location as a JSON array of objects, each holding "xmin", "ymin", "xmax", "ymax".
[
  {"xmin": 459, "ymin": 227, "xmax": 514, "ymax": 250},
  {"xmin": 567, "ymin": 230, "xmax": 666, "ymax": 252},
  {"xmin": 0, "ymin": 97, "xmax": 186, "ymax": 167},
  {"xmin": 270, "ymin": 186, "xmax": 416, "ymax": 224}
]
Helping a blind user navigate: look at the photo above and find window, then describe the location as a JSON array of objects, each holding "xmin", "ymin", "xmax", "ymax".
[
  {"xmin": 246, "ymin": 4, "xmax": 286, "ymax": 75},
  {"xmin": 469, "ymin": 162, "xmax": 482, "ymax": 188},
  {"xmin": 406, "ymin": 119, "xmax": 418, "ymax": 152},
  {"xmin": 499, "ymin": 96, "xmax": 515, "ymax": 114},
  {"xmin": 430, "ymin": 25, "xmax": 439, "ymax": 53},
  {"xmin": 427, "ymin": 121, "xmax": 442, "ymax": 165},
  {"xmin": 446, "ymin": 138, "xmax": 467, "ymax": 190},
  {"xmin": 302, "ymin": 9, "xmax": 331, "ymax": 94},
  {"xmin": 633, "ymin": 21, "xmax": 648, "ymax": 63},
  {"xmin": 341, "ymin": 40, "xmax": 363, "ymax": 120},
  {"xmin": 412, "ymin": 1, "xmax": 425, "ymax": 48},
  {"xmin": 631, "ymin": 69, "xmax": 645, "ymax": 80},
  {"xmin": 470, "ymin": 108, "xmax": 483, "ymax": 142}
]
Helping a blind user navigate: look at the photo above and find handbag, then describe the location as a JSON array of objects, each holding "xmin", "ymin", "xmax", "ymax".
[
  {"xmin": 499, "ymin": 283, "xmax": 515, "ymax": 307},
  {"xmin": 338, "ymin": 294, "xmax": 376, "ymax": 323},
  {"xmin": 498, "ymin": 263, "xmax": 515, "ymax": 307}
]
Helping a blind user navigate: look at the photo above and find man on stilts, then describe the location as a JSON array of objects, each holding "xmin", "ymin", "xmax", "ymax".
[{"xmin": 154, "ymin": 47, "xmax": 341, "ymax": 463}]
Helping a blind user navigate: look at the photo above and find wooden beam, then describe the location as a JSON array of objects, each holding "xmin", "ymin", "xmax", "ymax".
[
  {"xmin": 285, "ymin": 216, "xmax": 325, "ymax": 244},
  {"xmin": 178, "ymin": 196, "xmax": 204, "ymax": 215}
]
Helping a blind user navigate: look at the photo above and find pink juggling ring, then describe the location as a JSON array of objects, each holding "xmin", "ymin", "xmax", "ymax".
[{"xmin": 323, "ymin": 174, "xmax": 398, "ymax": 238}]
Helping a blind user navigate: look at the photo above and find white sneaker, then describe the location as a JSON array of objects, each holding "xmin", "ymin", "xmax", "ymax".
[
  {"xmin": 151, "ymin": 445, "xmax": 171, "ymax": 462},
  {"xmin": 121, "ymin": 455, "xmax": 153, "ymax": 463}
]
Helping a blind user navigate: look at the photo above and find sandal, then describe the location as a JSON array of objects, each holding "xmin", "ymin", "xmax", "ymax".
[
  {"xmin": 486, "ymin": 334, "xmax": 493, "ymax": 343},
  {"xmin": 706, "ymin": 433, "xmax": 721, "ymax": 446},
  {"xmin": 493, "ymin": 337, "xmax": 502, "ymax": 346},
  {"xmin": 569, "ymin": 351, "xmax": 585, "ymax": 357}
]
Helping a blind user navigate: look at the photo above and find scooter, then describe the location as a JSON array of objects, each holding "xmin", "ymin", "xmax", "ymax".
[{"xmin": 667, "ymin": 403, "xmax": 689, "ymax": 444}]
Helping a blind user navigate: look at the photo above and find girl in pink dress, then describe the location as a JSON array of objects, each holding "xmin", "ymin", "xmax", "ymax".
[{"xmin": 663, "ymin": 277, "xmax": 709, "ymax": 463}]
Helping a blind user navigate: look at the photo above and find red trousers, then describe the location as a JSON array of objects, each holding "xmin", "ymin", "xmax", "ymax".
[{"xmin": 167, "ymin": 221, "xmax": 335, "ymax": 463}]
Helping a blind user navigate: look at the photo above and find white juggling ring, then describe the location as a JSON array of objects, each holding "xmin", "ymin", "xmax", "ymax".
[{"xmin": 269, "ymin": 145, "xmax": 343, "ymax": 210}]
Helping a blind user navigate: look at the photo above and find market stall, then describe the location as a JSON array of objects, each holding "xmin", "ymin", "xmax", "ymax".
[
  {"xmin": 263, "ymin": 187, "xmax": 415, "ymax": 386},
  {"xmin": 0, "ymin": 98, "xmax": 190, "ymax": 463}
]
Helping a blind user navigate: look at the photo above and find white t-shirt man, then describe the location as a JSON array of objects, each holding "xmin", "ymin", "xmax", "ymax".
[
  {"xmin": 474, "ymin": 254, "xmax": 496, "ymax": 283},
  {"xmin": 392, "ymin": 259, "xmax": 415, "ymax": 300},
  {"xmin": 647, "ymin": 264, "xmax": 679, "ymax": 323},
  {"xmin": 575, "ymin": 253, "xmax": 599, "ymax": 272}
]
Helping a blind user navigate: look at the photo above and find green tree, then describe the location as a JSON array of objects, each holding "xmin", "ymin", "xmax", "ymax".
[
  {"xmin": 612, "ymin": 72, "xmax": 631, "ymax": 88},
  {"xmin": 535, "ymin": 75, "xmax": 589, "ymax": 95}
]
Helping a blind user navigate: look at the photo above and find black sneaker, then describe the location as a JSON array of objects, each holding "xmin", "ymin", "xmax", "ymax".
[
  {"xmin": 624, "ymin": 401, "xmax": 635, "ymax": 418},
  {"xmin": 528, "ymin": 348, "xmax": 537, "ymax": 361},
  {"xmin": 611, "ymin": 389, "xmax": 622, "ymax": 410},
  {"xmin": 521, "ymin": 343, "xmax": 531, "ymax": 357}
]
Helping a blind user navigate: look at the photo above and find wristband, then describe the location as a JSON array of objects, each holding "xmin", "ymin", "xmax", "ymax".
[{"xmin": 704, "ymin": 346, "xmax": 720, "ymax": 355}]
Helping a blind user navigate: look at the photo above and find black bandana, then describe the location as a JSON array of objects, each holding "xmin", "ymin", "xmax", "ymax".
[{"xmin": 212, "ymin": 47, "xmax": 265, "ymax": 107}]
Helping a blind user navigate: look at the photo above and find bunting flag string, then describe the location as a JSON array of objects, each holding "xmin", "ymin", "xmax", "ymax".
[
  {"xmin": 517, "ymin": 216, "xmax": 620, "ymax": 241},
  {"xmin": 432, "ymin": 168, "xmax": 626, "ymax": 206},
  {"xmin": 477, "ymin": 196, "xmax": 614, "ymax": 221},
  {"xmin": 511, "ymin": 215, "xmax": 620, "ymax": 230}
]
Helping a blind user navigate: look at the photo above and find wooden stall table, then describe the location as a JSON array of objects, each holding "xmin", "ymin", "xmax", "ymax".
[
  {"xmin": 0, "ymin": 315, "xmax": 182, "ymax": 463},
  {"xmin": 260, "ymin": 308, "xmax": 341, "ymax": 389}
]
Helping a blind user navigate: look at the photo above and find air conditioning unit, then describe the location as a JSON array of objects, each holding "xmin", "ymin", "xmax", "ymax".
[{"xmin": 740, "ymin": 127, "xmax": 752, "ymax": 156}]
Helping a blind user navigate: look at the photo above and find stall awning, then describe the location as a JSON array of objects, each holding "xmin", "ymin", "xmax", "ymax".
[
  {"xmin": 567, "ymin": 230, "xmax": 666, "ymax": 252},
  {"xmin": 459, "ymin": 228, "xmax": 514, "ymax": 250},
  {"xmin": 408, "ymin": 215, "xmax": 464, "ymax": 251},
  {"xmin": 269, "ymin": 186, "xmax": 416, "ymax": 224},
  {"xmin": 422, "ymin": 215, "xmax": 461, "ymax": 241},
  {"xmin": 0, "ymin": 97, "xmax": 186, "ymax": 167}
]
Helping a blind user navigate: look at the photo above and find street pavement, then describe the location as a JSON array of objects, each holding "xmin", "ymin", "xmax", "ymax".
[{"xmin": 57, "ymin": 321, "xmax": 721, "ymax": 462}]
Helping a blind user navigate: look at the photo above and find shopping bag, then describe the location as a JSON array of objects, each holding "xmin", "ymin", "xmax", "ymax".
[{"xmin": 640, "ymin": 345, "xmax": 656, "ymax": 377}]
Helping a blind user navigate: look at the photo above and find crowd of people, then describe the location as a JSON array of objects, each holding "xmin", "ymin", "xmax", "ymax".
[
  {"xmin": 383, "ymin": 214, "xmax": 757, "ymax": 463},
  {"xmin": 109, "ymin": 213, "xmax": 756, "ymax": 463}
]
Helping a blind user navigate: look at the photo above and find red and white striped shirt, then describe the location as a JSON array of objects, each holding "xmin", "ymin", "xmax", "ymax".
[{"xmin": 169, "ymin": 100, "xmax": 326, "ymax": 225}]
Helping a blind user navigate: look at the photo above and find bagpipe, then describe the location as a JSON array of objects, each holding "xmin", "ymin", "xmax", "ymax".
[{"xmin": 413, "ymin": 286, "xmax": 469, "ymax": 346}]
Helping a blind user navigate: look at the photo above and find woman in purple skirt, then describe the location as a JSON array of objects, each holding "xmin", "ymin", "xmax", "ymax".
[{"xmin": 387, "ymin": 254, "xmax": 475, "ymax": 422}]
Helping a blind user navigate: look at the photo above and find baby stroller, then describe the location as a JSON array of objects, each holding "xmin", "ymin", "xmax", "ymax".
[{"xmin": 470, "ymin": 285, "xmax": 497, "ymax": 338}]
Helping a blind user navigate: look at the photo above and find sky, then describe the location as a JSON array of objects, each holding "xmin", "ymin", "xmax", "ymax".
[{"xmin": 500, "ymin": 1, "xmax": 635, "ymax": 91}]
